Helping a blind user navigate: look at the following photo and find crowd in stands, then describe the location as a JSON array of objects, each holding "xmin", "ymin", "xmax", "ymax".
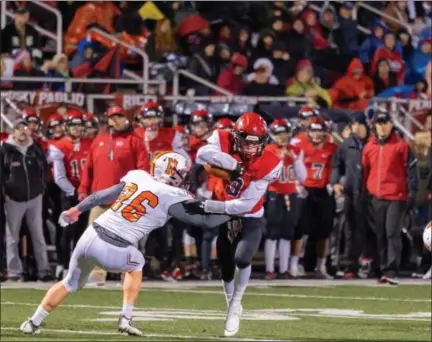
[
  {"xmin": 0, "ymin": 1, "xmax": 431, "ymax": 284},
  {"xmin": 1, "ymin": 1, "xmax": 431, "ymax": 110}
]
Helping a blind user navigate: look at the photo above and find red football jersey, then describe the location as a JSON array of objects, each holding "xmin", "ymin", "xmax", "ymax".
[
  {"xmin": 189, "ymin": 135, "xmax": 207, "ymax": 163},
  {"xmin": 135, "ymin": 127, "xmax": 176, "ymax": 160},
  {"xmin": 297, "ymin": 139, "xmax": 337, "ymax": 188},
  {"xmin": 212, "ymin": 130, "xmax": 280, "ymax": 214},
  {"xmin": 268, "ymin": 143, "xmax": 302, "ymax": 194},
  {"xmin": 52, "ymin": 137, "xmax": 93, "ymax": 188}
]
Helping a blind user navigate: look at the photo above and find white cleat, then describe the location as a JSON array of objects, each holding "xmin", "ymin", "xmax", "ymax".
[
  {"xmin": 422, "ymin": 267, "xmax": 432, "ymax": 280},
  {"xmin": 118, "ymin": 315, "xmax": 142, "ymax": 336},
  {"xmin": 20, "ymin": 319, "xmax": 40, "ymax": 334},
  {"xmin": 224, "ymin": 301, "xmax": 243, "ymax": 337}
]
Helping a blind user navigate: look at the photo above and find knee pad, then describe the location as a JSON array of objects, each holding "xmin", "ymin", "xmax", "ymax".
[
  {"xmin": 62, "ymin": 269, "xmax": 83, "ymax": 293},
  {"xmin": 234, "ymin": 253, "xmax": 251, "ymax": 269},
  {"xmin": 129, "ymin": 249, "xmax": 145, "ymax": 273},
  {"xmin": 183, "ymin": 231, "xmax": 195, "ymax": 245}
]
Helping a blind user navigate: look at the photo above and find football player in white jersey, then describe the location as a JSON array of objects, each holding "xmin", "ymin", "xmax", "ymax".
[{"xmin": 20, "ymin": 152, "xmax": 231, "ymax": 336}]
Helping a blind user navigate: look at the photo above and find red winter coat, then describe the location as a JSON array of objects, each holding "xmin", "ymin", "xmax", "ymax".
[
  {"xmin": 362, "ymin": 133, "xmax": 417, "ymax": 201},
  {"xmin": 216, "ymin": 53, "xmax": 248, "ymax": 95},
  {"xmin": 78, "ymin": 129, "xmax": 149, "ymax": 197},
  {"xmin": 370, "ymin": 47, "xmax": 405, "ymax": 85},
  {"xmin": 330, "ymin": 58, "xmax": 375, "ymax": 111}
]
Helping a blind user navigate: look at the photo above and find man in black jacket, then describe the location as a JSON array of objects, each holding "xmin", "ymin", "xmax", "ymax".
[
  {"xmin": 1, "ymin": 119, "xmax": 50, "ymax": 281},
  {"xmin": 331, "ymin": 112, "xmax": 369, "ymax": 278},
  {"xmin": 0, "ymin": 7, "xmax": 42, "ymax": 57}
]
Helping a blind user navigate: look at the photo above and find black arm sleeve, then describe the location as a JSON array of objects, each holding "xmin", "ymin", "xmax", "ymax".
[
  {"xmin": 330, "ymin": 143, "xmax": 346, "ymax": 185},
  {"xmin": 168, "ymin": 201, "xmax": 231, "ymax": 229},
  {"xmin": 76, "ymin": 183, "xmax": 125, "ymax": 213},
  {"xmin": 406, "ymin": 146, "xmax": 419, "ymax": 195}
]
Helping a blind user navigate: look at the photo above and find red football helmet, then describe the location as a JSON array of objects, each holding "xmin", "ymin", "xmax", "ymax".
[
  {"xmin": 307, "ymin": 116, "xmax": 327, "ymax": 145},
  {"xmin": 216, "ymin": 118, "xmax": 235, "ymax": 131},
  {"xmin": 22, "ymin": 108, "xmax": 41, "ymax": 136},
  {"xmin": 65, "ymin": 110, "xmax": 84, "ymax": 138},
  {"xmin": 136, "ymin": 101, "xmax": 164, "ymax": 129},
  {"xmin": 46, "ymin": 113, "xmax": 65, "ymax": 139},
  {"xmin": 234, "ymin": 112, "xmax": 268, "ymax": 158},
  {"xmin": 269, "ymin": 118, "xmax": 292, "ymax": 146},
  {"xmin": 189, "ymin": 109, "xmax": 213, "ymax": 138},
  {"xmin": 83, "ymin": 112, "xmax": 99, "ymax": 128},
  {"xmin": 298, "ymin": 105, "xmax": 319, "ymax": 119}
]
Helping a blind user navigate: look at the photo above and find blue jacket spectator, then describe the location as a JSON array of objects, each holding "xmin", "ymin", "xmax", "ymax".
[
  {"xmin": 406, "ymin": 38, "xmax": 432, "ymax": 84},
  {"xmin": 359, "ymin": 21, "xmax": 386, "ymax": 67}
]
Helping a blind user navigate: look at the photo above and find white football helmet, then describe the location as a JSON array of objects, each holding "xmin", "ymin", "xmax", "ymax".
[{"xmin": 150, "ymin": 151, "xmax": 191, "ymax": 189}]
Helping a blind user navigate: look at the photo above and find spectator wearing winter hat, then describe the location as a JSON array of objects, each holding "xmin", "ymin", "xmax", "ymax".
[
  {"xmin": 406, "ymin": 38, "xmax": 432, "ymax": 84},
  {"xmin": 232, "ymin": 27, "xmax": 253, "ymax": 58},
  {"xmin": 271, "ymin": 41, "xmax": 295, "ymax": 85},
  {"xmin": 319, "ymin": 4, "xmax": 340, "ymax": 50},
  {"xmin": 13, "ymin": 50, "xmax": 45, "ymax": 91},
  {"xmin": 331, "ymin": 112, "xmax": 370, "ymax": 279},
  {"xmin": 286, "ymin": 59, "xmax": 332, "ymax": 108},
  {"xmin": 286, "ymin": 18, "xmax": 314, "ymax": 61},
  {"xmin": 216, "ymin": 52, "xmax": 248, "ymax": 95},
  {"xmin": 372, "ymin": 59, "xmax": 399, "ymax": 95},
  {"xmin": 243, "ymin": 58, "xmax": 284, "ymax": 96},
  {"xmin": 250, "ymin": 29, "xmax": 276, "ymax": 63},
  {"xmin": 336, "ymin": 2, "xmax": 359, "ymax": 57},
  {"xmin": 216, "ymin": 43, "xmax": 232, "ymax": 74},
  {"xmin": 330, "ymin": 58, "xmax": 374, "ymax": 111},
  {"xmin": 370, "ymin": 32, "xmax": 405, "ymax": 85},
  {"xmin": 187, "ymin": 37, "xmax": 218, "ymax": 94},
  {"xmin": 359, "ymin": 21, "xmax": 386, "ymax": 69}
]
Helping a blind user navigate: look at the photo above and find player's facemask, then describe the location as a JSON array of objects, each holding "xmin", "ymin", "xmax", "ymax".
[
  {"xmin": 234, "ymin": 132, "xmax": 267, "ymax": 159},
  {"xmin": 307, "ymin": 124, "xmax": 326, "ymax": 145}
]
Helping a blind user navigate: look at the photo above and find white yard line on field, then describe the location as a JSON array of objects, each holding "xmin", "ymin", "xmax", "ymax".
[
  {"xmin": 1, "ymin": 286, "xmax": 430, "ymax": 303},
  {"xmin": 0, "ymin": 327, "xmax": 289, "ymax": 342}
]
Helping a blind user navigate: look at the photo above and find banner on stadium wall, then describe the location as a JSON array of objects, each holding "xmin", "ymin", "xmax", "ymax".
[{"xmin": 0, "ymin": 91, "xmax": 87, "ymax": 123}]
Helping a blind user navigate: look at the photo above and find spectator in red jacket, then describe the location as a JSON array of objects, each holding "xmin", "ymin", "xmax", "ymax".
[
  {"xmin": 361, "ymin": 110, "xmax": 418, "ymax": 285},
  {"xmin": 216, "ymin": 52, "xmax": 248, "ymax": 95},
  {"xmin": 330, "ymin": 58, "xmax": 374, "ymax": 111},
  {"xmin": 78, "ymin": 105, "xmax": 149, "ymax": 224},
  {"xmin": 370, "ymin": 32, "xmax": 405, "ymax": 85}
]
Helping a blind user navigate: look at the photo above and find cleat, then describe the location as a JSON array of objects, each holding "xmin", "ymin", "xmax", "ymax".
[
  {"xmin": 378, "ymin": 276, "xmax": 399, "ymax": 285},
  {"xmin": 172, "ymin": 267, "xmax": 183, "ymax": 280},
  {"xmin": 20, "ymin": 319, "xmax": 40, "ymax": 334},
  {"xmin": 118, "ymin": 315, "xmax": 142, "ymax": 336},
  {"xmin": 224, "ymin": 301, "xmax": 243, "ymax": 337},
  {"xmin": 280, "ymin": 272, "xmax": 297, "ymax": 279},
  {"xmin": 314, "ymin": 269, "xmax": 333, "ymax": 280},
  {"xmin": 160, "ymin": 271, "xmax": 176, "ymax": 282},
  {"xmin": 264, "ymin": 272, "xmax": 277, "ymax": 280}
]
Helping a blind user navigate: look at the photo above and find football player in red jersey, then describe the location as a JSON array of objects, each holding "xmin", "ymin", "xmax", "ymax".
[
  {"xmin": 291, "ymin": 105, "xmax": 320, "ymax": 140},
  {"xmin": 82, "ymin": 113, "xmax": 99, "ymax": 139},
  {"xmin": 187, "ymin": 112, "xmax": 282, "ymax": 337},
  {"xmin": 135, "ymin": 101, "xmax": 190, "ymax": 281},
  {"xmin": 48, "ymin": 111, "xmax": 92, "ymax": 279},
  {"xmin": 46, "ymin": 113, "xmax": 65, "ymax": 142},
  {"xmin": 135, "ymin": 101, "xmax": 190, "ymax": 162},
  {"xmin": 292, "ymin": 116, "xmax": 337, "ymax": 279},
  {"xmin": 264, "ymin": 119, "xmax": 306, "ymax": 280},
  {"xmin": 188, "ymin": 109, "xmax": 214, "ymax": 162}
]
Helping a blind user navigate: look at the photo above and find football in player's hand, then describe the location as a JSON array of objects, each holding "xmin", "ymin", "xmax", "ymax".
[{"xmin": 203, "ymin": 163, "xmax": 231, "ymax": 180}]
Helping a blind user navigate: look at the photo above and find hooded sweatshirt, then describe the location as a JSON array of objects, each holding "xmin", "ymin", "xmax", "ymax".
[
  {"xmin": 1, "ymin": 135, "xmax": 48, "ymax": 202},
  {"xmin": 330, "ymin": 58, "xmax": 374, "ymax": 111},
  {"xmin": 216, "ymin": 52, "xmax": 248, "ymax": 95}
]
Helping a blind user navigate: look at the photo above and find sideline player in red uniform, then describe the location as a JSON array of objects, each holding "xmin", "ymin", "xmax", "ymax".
[
  {"xmin": 135, "ymin": 101, "xmax": 190, "ymax": 281},
  {"xmin": 292, "ymin": 116, "xmax": 337, "ymax": 279},
  {"xmin": 264, "ymin": 119, "xmax": 306, "ymax": 279},
  {"xmin": 135, "ymin": 101, "xmax": 190, "ymax": 162},
  {"xmin": 48, "ymin": 111, "xmax": 92, "ymax": 279},
  {"xmin": 215, "ymin": 118, "xmax": 235, "ymax": 131},
  {"xmin": 187, "ymin": 113, "xmax": 282, "ymax": 337},
  {"xmin": 46, "ymin": 113, "xmax": 65, "ymax": 142},
  {"xmin": 82, "ymin": 113, "xmax": 99, "ymax": 139}
]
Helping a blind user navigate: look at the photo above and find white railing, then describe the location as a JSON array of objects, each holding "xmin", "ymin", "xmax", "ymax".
[
  {"xmin": 172, "ymin": 69, "xmax": 234, "ymax": 98},
  {"xmin": 87, "ymin": 27, "xmax": 152, "ymax": 95},
  {"xmin": 1, "ymin": 76, "xmax": 166, "ymax": 94},
  {"xmin": 1, "ymin": 0, "xmax": 63, "ymax": 55}
]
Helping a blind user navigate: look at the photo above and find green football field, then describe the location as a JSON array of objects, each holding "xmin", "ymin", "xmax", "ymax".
[{"xmin": 1, "ymin": 280, "xmax": 431, "ymax": 341}]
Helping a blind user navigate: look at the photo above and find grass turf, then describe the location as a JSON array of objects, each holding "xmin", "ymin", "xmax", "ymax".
[{"xmin": 1, "ymin": 282, "xmax": 431, "ymax": 341}]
